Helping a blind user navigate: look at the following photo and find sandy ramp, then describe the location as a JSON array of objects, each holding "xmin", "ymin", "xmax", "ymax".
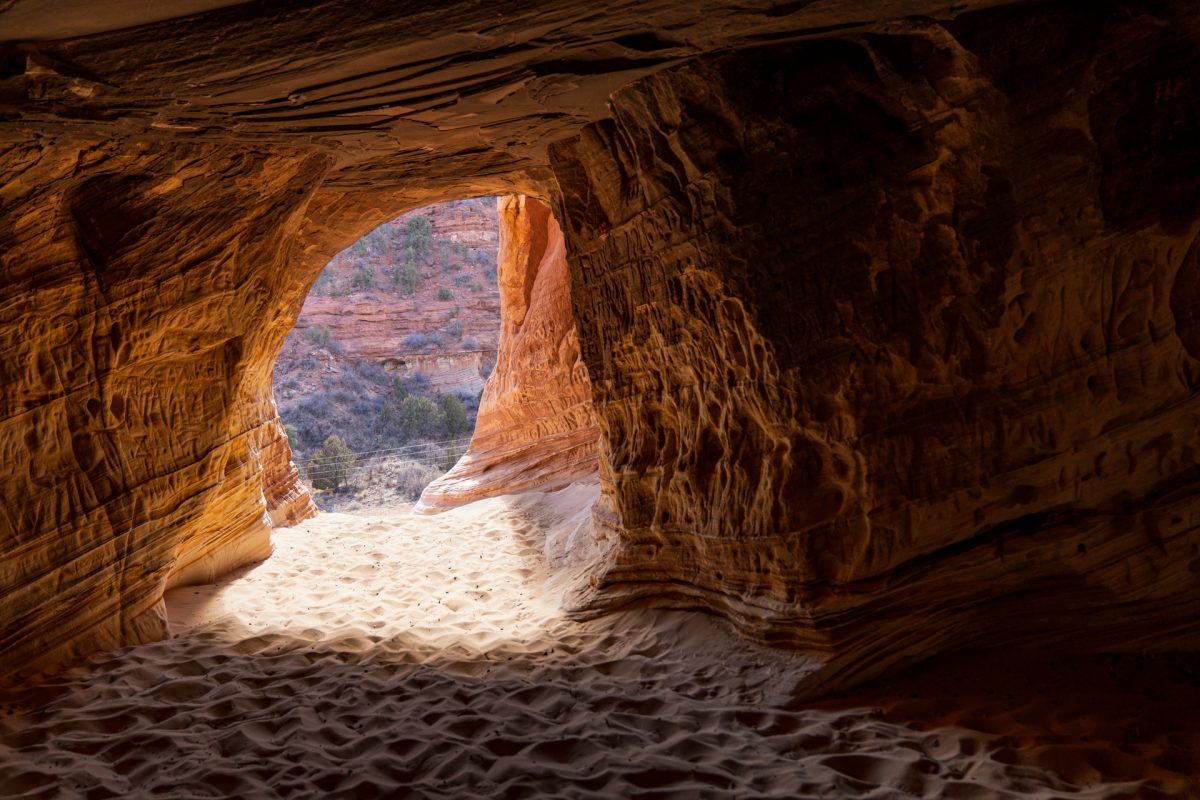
[{"xmin": 1, "ymin": 481, "xmax": 1198, "ymax": 798}]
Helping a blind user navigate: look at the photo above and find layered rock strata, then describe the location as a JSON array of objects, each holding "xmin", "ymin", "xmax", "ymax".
[
  {"xmin": 386, "ymin": 353, "xmax": 489, "ymax": 397},
  {"xmin": 282, "ymin": 304, "xmax": 494, "ymax": 396},
  {"xmin": 1, "ymin": 0, "xmax": 1199, "ymax": 691},
  {"xmin": 0, "ymin": 142, "xmax": 321, "ymax": 676},
  {"xmin": 274, "ymin": 197, "xmax": 503, "ymax": 399},
  {"xmin": 418, "ymin": 196, "xmax": 600, "ymax": 512},
  {"xmin": 552, "ymin": 10, "xmax": 1200, "ymax": 692}
]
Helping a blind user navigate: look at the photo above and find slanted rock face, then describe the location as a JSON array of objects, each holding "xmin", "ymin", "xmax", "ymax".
[
  {"xmin": 2, "ymin": 0, "xmax": 1200, "ymax": 690},
  {"xmin": 418, "ymin": 196, "xmax": 601, "ymax": 512}
]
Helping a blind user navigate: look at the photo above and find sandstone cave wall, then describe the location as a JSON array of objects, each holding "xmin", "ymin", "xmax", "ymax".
[
  {"xmin": 0, "ymin": 141, "xmax": 322, "ymax": 677},
  {"xmin": 0, "ymin": 143, "xmax": 564, "ymax": 682},
  {"xmin": 550, "ymin": 10, "xmax": 1200, "ymax": 690},
  {"xmin": 418, "ymin": 196, "xmax": 601, "ymax": 512}
]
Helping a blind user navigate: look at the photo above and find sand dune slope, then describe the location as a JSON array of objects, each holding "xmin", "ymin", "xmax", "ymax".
[{"xmin": 2, "ymin": 482, "xmax": 1197, "ymax": 798}]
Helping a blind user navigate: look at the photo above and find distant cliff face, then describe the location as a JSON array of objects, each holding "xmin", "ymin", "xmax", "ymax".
[
  {"xmin": 272, "ymin": 198, "xmax": 502, "ymax": 462},
  {"xmin": 276, "ymin": 197, "xmax": 501, "ymax": 383}
]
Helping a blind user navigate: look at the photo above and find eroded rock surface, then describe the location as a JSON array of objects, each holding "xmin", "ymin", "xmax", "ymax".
[
  {"xmin": 418, "ymin": 196, "xmax": 600, "ymax": 512},
  {"xmin": 2, "ymin": 0, "xmax": 1200, "ymax": 690},
  {"xmin": 0, "ymin": 142, "xmax": 322, "ymax": 676},
  {"xmin": 552, "ymin": 9, "xmax": 1200, "ymax": 691}
]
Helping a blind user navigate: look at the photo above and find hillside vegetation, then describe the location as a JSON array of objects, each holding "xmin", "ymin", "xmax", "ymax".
[{"xmin": 272, "ymin": 197, "xmax": 500, "ymax": 508}]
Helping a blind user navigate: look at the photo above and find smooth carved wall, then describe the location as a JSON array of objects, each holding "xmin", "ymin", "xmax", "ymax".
[
  {"xmin": 418, "ymin": 196, "xmax": 601, "ymax": 513},
  {"xmin": 2, "ymin": 0, "xmax": 1199, "ymax": 690}
]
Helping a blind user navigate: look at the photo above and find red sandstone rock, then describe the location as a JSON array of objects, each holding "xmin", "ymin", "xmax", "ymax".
[
  {"xmin": 551, "ymin": 11, "xmax": 1200, "ymax": 693},
  {"xmin": 417, "ymin": 196, "xmax": 600, "ymax": 512},
  {"xmin": 275, "ymin": 199, "xmax": 502, "ymax": 397}
]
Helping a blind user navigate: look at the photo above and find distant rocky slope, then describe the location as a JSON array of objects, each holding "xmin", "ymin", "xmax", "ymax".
[{"xmin": 272, "ymin": 197, "xmax": 501, "ymax": 501}]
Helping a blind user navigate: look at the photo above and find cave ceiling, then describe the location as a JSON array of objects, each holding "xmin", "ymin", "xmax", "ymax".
[{"xmin": 2, "ymin": 0, "xmax": 1024, "ymax": 195}]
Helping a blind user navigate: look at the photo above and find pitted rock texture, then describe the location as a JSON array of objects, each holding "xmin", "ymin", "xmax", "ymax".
[
  {"xmin": 4, "ymin": 0, "xmax": 903, "ymax": 681},
  {"xmin": 552, "ymin": 9, "xmax": 1200, "ymax": 692},
  {"xmin": 1, "ymin": 0, "xmax": 1199, "ymax": 689},
  {"xmin": 418, "ymin": 196, "xmax": 600, "ymax": 513},
  {"xmin": 0, "ymin": 141, "xmax": 321, "ymax": 678}
]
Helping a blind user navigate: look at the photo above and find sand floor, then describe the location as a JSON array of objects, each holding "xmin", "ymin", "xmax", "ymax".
[{"xmin": 2, "ymin": 482, "xmax": 1198, "ymax": 799}]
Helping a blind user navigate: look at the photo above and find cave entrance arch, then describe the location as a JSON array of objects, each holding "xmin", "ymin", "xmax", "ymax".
[
  {"xmin": 273, "ymin": 197, "xmax": 502, "ymax": 511},
  {"xmin": 272, "ymin": 193, "xmax": 602, "ymax": 517},
  {"xmin": 165, "ymin": 193, "xmax": 605, "ymax": 646}
]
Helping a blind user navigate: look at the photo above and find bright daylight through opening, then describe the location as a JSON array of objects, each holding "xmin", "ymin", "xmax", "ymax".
[
  {"xmin": 273, "ymin": 198, "xmax": 500, "ymax": 511},
  {"xmin": 164, "ymin": 194, "xmax": 610, "ymax": 659}
]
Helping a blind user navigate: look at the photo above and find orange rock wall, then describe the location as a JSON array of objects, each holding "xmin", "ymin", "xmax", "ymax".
[
  {"xmin": 552, "ymin": 14, "xmax": 1200, "ymax": 692},
  {"xmin": 0, "ymin": 141, "xmax": 321, "ymax": 677},
  {"xmin": 3, "ymin": 0, "xmax": 1200, "ymax": 692},
  {"xmin": 418, "ymin": 196, "xmax": 600, "ymax": 511}
]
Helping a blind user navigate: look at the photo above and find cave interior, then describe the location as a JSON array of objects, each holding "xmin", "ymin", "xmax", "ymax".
[{"xmin": 1, "ymin": 0, "xmax": 1199, "ymax": 702}]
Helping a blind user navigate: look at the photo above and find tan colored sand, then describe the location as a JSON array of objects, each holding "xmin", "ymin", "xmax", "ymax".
[{"xmin": 2, "ymin": 482, "xmax": 1197, "ymax": 798}]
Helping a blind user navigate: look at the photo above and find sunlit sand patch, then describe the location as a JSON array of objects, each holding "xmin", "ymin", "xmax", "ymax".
[{"xmin": 168, "ymin": 495, "xmax": 569, "ymax": 658}]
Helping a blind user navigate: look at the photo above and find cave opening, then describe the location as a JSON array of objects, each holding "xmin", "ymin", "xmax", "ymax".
[
  {"xmin": 165, "ymin": 192, "xmax": 607, "ymax": 659},
  {"xmin": 272, "ymin": 197, "xmax": 502, "ymax": 512},
  {"xmin": 7, "ymin": 4, "xmax": 1200, "ymax": 794}
]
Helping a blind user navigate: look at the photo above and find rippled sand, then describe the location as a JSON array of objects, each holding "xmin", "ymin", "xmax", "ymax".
[{"xmin": 2, "ymin": 482, "xmax": 1197, "ymax": 798}]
